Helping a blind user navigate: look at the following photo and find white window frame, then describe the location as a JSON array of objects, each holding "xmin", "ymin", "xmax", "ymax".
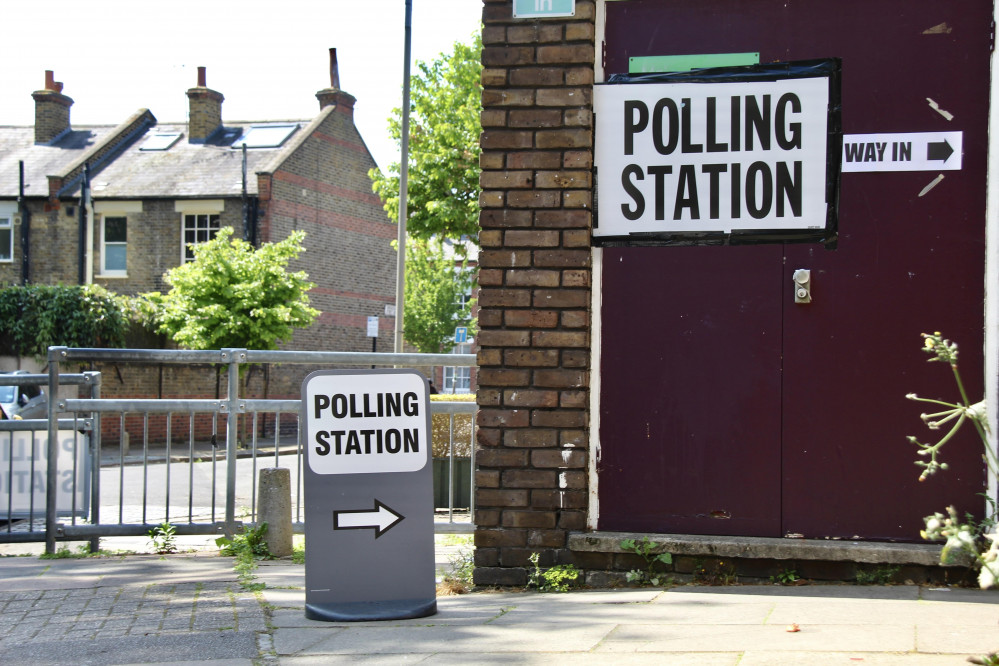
[
  {"xmin": 444, "ymin": 342, "xmax": 472, "ymax": 394},
  {"xmin": 176, "ymin": 200, "xmax": 224, "ymax": 263},
  {"xmin": 94, "ymin": 201, "xmax": 142, "ymax": 278},
  {"xmin": 100, "ymin": 216, "xmax": 128, "ymax": 277},
  {"xmin": 0, "ymin": 202, "xmax": 15, "ymax": 263}
]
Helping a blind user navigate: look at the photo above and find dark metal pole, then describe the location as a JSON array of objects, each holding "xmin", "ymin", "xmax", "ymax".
[
  {"xmin": 241, "ymin": 145, "xmax": 249, "ymax": 243},
  {"xmin": 77, "ymin": 163, "xmax": 90, "ymax": 285},
  {"xmin": 18, "ymin": 161, "xmax": 30, "ymax": 285},
  {"xmin": 393, "ymin": 0, "xmax": 413, "ymax": 353}
]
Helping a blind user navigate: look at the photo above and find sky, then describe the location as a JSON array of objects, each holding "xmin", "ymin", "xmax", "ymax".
[{"xmin": 1, "ymin": 0, "xmax": 483, "ymax": 171}]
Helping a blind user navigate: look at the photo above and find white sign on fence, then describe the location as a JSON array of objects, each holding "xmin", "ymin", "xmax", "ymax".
[{"xmin": 0, "ymin": 430, "xmax": 89, "ymax": 517}]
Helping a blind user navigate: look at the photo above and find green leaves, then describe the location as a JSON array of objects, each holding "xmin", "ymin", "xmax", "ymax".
[
  {"xmin": 150, "ymin": 227, "xmax": 318, "ymax": 350},
  {"xmin": 402, "ymin": 238, "xmax": 477, "ymax": 353},
  {"xmin": 370, "ymin": 35, "xmax": 482, "ymax": 242},
  {"xmin": 0, "ymin": 283, "xmax": 129, "ymax": 359}
]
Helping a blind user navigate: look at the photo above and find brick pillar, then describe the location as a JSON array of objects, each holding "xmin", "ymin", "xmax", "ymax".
[{"xmin": 474, "ymin": 0, "xmax": 595, "ymax": 586}]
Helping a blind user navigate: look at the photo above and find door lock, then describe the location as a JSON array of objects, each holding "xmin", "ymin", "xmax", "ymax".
[{"xmin": 793, "ymin": 269, "xmax": 812, "ymax": 304}]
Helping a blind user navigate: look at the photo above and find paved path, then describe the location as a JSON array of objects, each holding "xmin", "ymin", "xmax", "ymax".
[{"xmin": 0, "ymin": 546, "xmax": 997, "ymax": 664}]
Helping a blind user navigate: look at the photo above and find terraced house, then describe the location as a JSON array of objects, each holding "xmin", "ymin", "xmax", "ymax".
[{"xmin": 0, "ymin": 55, "xmax": 397, "ymax": 377}]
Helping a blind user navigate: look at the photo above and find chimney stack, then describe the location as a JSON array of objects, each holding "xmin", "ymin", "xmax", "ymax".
[
  {"xmin": 186, "ymin": 66, "xmax": 224, "ymax": 143},
  {"xmin": 32, "ymin": 70, "xmax": 73, "ymax": 144},
  {"xmin": 316, "ymin": 48, "xmax": 356, "ymax": 116}
]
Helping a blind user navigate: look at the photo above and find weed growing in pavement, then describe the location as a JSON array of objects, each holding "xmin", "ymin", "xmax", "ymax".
[
  {"xmin": 770, "ymin": 568, "xmax": 801, "ymax": 585},
  {"xmin": 693, "ymin": 558, "xmax": 738, "ymax": 585},
  {"xmin": 438, "ymin": 547, "xmax": 475, "ymax": 595},
  {"xmin": 38, "ymin": 543, "xmax": 109, "ymax": 560},
  {"xmin": 216, "ymin": 523, "xmax": 272, "ymax": 590},
  {"xmin": 620, "ymin": 537, "xmax": 673, "ymax": 586},
  {"xmin": 148, "ymin": 522, "xmax": 178, "ymax": 554},
  {"xmin": 855, "ymin": 565, "xmax": 900, "ymax": 585},
  {"xmin": 292, "ymin": 535, "xmax": 305, "ymax": 564},
  {"xmin": 527, "ymin": 552, "xmax": 581, "ymax": 592}
]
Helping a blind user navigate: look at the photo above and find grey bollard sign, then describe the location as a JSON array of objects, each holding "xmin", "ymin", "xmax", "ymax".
[{"xmin": 301, "ymin": 369, "xmax": 436, "ymax": 621}]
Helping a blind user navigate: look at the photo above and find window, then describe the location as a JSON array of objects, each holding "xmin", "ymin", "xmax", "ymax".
[
  {"xmin": 444, "ymin": 341, "xmax": 472, "ymax": 394},
  {"xmin": 231, "ymin": 124, "xmax": 299, "ymax": 149},
  {"xmin": 182, "ymin": 213, "xmax": 221, "ymax": 262},
  {"xmin": 139, "ymin": 132, "xmax": 182, "ymax": 151},
  {"xmin": 101, "ymin": 216, "xmax": 127, "ymax": 275},
  {"xmin": 443, "ymin": 366, "xmax": 471, "ymax": 394},
  {"xmin": 0, "ymin": 213, "xmax": 12, "ymax": 262}
]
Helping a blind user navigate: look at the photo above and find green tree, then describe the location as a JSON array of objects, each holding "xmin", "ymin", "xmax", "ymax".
[
  {"xmin": 147, "ymin": 228, "xmax": 318, "ymax": 350},
  {"xmin": 403, "ymin": 238, "xmax": 476, "ymax": 354},
  {"xmin": 370, "ymin": 35, "xmax": 482, "ymax": 244},
  {"xmin": 0, "ymin": 284, "xmax": 129, "ymax": 359}
]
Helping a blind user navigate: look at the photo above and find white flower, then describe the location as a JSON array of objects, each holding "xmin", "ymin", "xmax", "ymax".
[{"xmin": 979, "ymin": 561, "xmax": 998, "ymax": 590}]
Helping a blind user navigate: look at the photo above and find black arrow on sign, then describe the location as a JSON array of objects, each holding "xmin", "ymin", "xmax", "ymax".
[
  {"xmin": 927, "ymin": 139, "xmax": 954, "ymax": 163},
  {"xmin": 333, "ymin": 500, "xmax": 404, "ymax": 538}
]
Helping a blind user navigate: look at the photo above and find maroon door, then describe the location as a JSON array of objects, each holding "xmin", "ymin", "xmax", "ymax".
[{"xmin": 598, "ymin": 0, "xmax": 991, "ymax": 540}]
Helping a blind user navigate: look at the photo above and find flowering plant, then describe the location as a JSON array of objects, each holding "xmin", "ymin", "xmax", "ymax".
[{"xmin": 907, "ymin": 332, "xmax": 997, "ymax": 589}]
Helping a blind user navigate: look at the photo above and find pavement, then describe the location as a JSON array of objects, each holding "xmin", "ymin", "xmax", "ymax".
[{"xmin": 1, "ymin": 535, "xmax": 998, "ymax": 665}]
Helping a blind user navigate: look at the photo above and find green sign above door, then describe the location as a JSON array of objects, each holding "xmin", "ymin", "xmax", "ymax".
[{"xmin": 513, "ymin": 0, "xmax": 574, "ymax": 19}]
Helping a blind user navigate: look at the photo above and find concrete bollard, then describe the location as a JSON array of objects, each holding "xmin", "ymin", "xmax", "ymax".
[{"xmin": 257, "ymin": 467, "xmax": 293, "ymax": 557}]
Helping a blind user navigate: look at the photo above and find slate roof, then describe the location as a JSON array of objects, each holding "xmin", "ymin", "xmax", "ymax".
[
  {"xmin": 0, "ymin": 125, "xmax": 116, "ymax": 198},
  {"xmin": 0, "ymin": 119, "xmax": 306, "ymax": 200},
  {"xmin": 85, "ymin": 121, "xmax": 304, "ymax": 199}
]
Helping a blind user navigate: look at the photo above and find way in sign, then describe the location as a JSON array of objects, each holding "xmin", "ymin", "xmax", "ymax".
[{"xmin": 842, "ymin": 131, "xmax": 962, "ymax": 173}]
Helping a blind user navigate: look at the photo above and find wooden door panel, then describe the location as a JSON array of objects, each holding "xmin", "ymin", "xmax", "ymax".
[
  {"xmin": 597, "ymin": 246, "xmax": 783, "ymax": 536},
  {"xmin": 600, "ymin": 0, "xmax": 991, "ymax": 540}
]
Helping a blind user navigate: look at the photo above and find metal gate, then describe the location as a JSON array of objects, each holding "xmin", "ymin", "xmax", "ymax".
[{"xmin": 0, "ymin": 347, "xmax": 476, "ymax": 553}]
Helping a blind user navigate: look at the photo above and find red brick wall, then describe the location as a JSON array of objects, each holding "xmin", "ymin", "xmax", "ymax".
[
  {"xmin": 474, "ymin": 0, "xmax": 595, "ymax": 585},
  {"xmin": 261, "ymin": 104, "xmax": 398, "ymax": 355}
]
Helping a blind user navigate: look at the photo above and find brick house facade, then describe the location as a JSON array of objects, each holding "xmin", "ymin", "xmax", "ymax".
[
  {"xmin": 474, "ymin": 0, "xmax": 595, "ymax": 585},
  {"xmin": 0, "ymin": 61, "xmax": 397, "ymax": 401}
]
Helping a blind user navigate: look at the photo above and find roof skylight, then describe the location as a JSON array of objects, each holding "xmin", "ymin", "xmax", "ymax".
[
  {"xmin": 139, "ymin": 132, "xmax": 182, "ymax": 151},
  {"xmin": 231, "ymin": 124, "xmax": 299, "ymax": 149}
]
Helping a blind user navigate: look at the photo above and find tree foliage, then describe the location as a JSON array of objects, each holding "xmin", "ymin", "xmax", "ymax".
[
  {"xmin": 0, "ymin": 283, "xmax": 129, "ymax": 359},
  {"xmin": 370, "ymin": 35, "xmax": 482, "ymax": 244},
  {"xmin": 403, "ymin": 238, "xmax": 476, "ymax": 354},
  {"xmin": 147, "ymin": 228, "xmax": 318, "ymax": 350}
]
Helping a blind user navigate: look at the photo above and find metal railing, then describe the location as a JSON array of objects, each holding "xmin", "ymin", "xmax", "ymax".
[{"xmin": 0, "ymin": 347, "xmax": 476, "ymax": 553}]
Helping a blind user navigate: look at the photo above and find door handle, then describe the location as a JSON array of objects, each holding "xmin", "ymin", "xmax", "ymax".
[{"xmin": 793, "ymin": 269, "xmax": 811, "ymax": 304}]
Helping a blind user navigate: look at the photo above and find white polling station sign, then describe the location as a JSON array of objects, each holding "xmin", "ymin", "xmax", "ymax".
[
  {"xmin": 304, "ymin": 371, "xmax": 429, "ymax": 475},
  {"xmin": 594, "ymin": 75, "xmax": 833, "ymax": 237}
]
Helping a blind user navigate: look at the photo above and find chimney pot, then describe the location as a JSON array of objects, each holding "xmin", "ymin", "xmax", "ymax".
[
  {"xmin": 197, "ymin": 66, "xmax": 207, "ymax": 88},
  {"xmin": 44, "ymin": 70, "xmax": 56, "ymax": 91},
  {"xmin": 329, "ymin": 48, "xmax": 340, "ymax": 90}
]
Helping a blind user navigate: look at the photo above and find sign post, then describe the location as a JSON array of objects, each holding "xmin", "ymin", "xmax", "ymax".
[{"xmin": 301, "ymin": 369, "xmax": 436, "ymax": 621}]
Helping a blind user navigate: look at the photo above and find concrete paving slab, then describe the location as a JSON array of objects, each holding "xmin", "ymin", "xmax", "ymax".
[
  {"xmin": 487, "ymin": 598, "xmax": 776, "ymax": 626},
  {"xmin": 272, "ymin": 622, "xmax": 620, "ymax": 656},
  {"xmin": 422, "ymin": 653, "xmax": 741, "ymax": 665},
  {"xmin": 660, "ymin": 584, "xmax": 921, "ymax": 601},
  {"xmin": 916, "ymin": 623, "xmax": 999, "ymax": 654},
  {"xmin": 270, "ymin": 602, "xmax": 511, "ymax": 628},
  {"xmin": 596, "ymin": 623, "xmax": 916, "ymax": 653},
  {"xmin": 738, "ymin": 651, "xmax": 971, "ymax": 665},
  {"xmin": 768, "ymin": 597, "xmax": 999, "ymax": 627}
]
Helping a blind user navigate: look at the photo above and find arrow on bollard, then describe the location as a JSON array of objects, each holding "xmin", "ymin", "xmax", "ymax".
[{"xmin": 333, "ymin": 500, "xmax": 404, "ymax": 538}]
